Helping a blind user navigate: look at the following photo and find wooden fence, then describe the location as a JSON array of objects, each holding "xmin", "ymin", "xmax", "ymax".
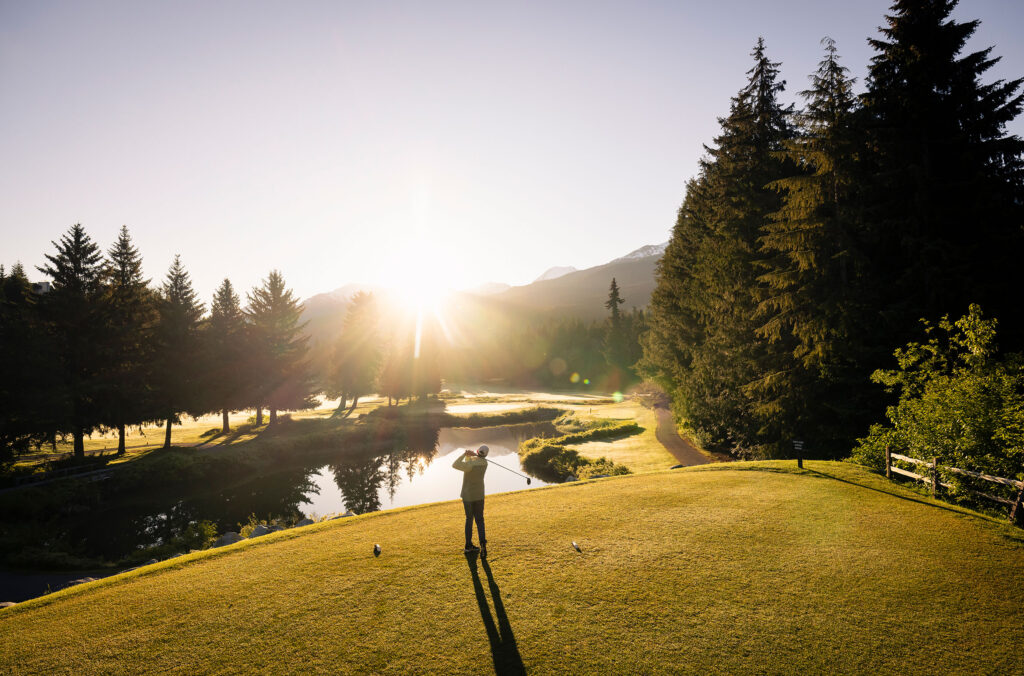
[{"xmin": 885, "ymin": 447, "xmax": 1024, "ymax": 525}]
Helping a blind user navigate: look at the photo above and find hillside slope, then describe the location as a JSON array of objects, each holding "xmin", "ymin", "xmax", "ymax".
[
  {"xmin": 2, "ymin": 462, "xmax": 1022, "ymax": 674},
  {"xmin": 490, "ymin": 253, "xmax": 659, "ymax": 321}
]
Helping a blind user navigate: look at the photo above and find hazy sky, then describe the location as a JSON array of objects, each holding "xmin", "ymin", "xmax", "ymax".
[{"xmin": 2, "ymin": 0, "xmax": 1023, "ymax": 301}]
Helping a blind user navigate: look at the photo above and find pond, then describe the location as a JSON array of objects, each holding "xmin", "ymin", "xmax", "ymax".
[
  {"xmin": 63, "ymin": 423, "xmax": 554, "ymax": 563},
  {"xmin": 0, "ymin": 422, "xmax": 556, "ymax": 602}
]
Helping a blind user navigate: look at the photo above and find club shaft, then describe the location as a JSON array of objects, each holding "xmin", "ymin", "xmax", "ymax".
[{"xmin": 483, "ymin": 458, "xmax": 531, "ymax": 481}]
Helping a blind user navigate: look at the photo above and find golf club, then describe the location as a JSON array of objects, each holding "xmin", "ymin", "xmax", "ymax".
[{"xmin": 479, "ymin": 455, "xmax": 532, "ymax": 485}]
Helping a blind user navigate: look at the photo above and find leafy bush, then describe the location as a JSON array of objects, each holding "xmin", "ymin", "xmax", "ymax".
[{"xmin": 853, "ymin": 305, "xmax": 1024, "ymax": 494}]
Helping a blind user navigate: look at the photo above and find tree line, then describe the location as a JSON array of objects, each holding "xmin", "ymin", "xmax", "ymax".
[
  {"xmin": 642, "ymin": 0, "xmax": 1024, "ymax": 459},
  {"xmin": 0, "ymin": 224, "xmax": 321, "ymax": 463}
]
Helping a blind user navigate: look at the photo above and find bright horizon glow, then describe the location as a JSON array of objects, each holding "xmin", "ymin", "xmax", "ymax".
[{"xmin": 2, "ymin": 1, "xmax": 1023, "ymax": 301}]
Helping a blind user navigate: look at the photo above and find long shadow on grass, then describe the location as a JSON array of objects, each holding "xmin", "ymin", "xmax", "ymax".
[{"xmin": 465, "ymin": 553, "xmax": 526, "ymax": 675}]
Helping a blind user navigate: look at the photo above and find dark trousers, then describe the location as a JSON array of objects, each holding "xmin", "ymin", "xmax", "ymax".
[{"xmin": 463, "ymin": 499, "xmax": 486, "ymax": 547}]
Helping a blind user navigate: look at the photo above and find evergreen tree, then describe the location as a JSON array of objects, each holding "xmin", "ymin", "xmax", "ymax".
[
  {"xmin": 757, "ymin": 38, "xmax": 875, "ymax": 453},
  {"xmin": 246, "ymin": 270, "xmax": 315, "ymax": 425},
  {"xmin": 602, "ymin": 278, "xmax": 630, "ymax": 389},
  {"xmin": 205, "ymin": 278, "xmax": 248, "ymax": 433},
  {"xmin": 0, "ymin": 264, "xmax": 55, "ymax": 463},
  {"xmin": 379, "ymin": 337, "xmax": 413, "ymax": 406},
  {"xmin": 861, "ymin": 0, "xmax": 1024, "ymax": 346},
  {"xmin": 100, "ymin": 226, "xmax": 157, "ymax": 454},
  {"xmin": 327, "ymin": 292, "xmax": 382, "ymax": 416},
  {"xmin": 153, "ymin": 255, "xmax": 205, "ymax": 448},
  {"xmin": 604, "ymin": 278, "xmax": 624, "ymax": 326},
  {"xmin": 36, "ymin": 225, "xmax": 106, "ymax": 458},
  {"xmin": 643, "ymin": 39, "xmax": 796, "ymax": 455}
]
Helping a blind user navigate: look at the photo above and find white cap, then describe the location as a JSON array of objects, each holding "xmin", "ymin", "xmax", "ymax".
[{"xmin": 477, "ymin": 445, "xmax": 489, "ymax": 457}]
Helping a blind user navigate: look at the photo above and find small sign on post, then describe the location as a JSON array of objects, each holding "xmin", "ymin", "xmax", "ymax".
[{"xmin": 793, "ymin": 440, "xmax": 804, "ymax": 469}]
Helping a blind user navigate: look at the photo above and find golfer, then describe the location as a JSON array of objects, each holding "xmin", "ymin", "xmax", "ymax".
[{"xmin": 453, "ymin": 445, "xmax": 489, "ymax": 557}]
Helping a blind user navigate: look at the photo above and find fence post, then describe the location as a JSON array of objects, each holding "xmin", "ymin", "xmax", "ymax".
[
  {"xmin": 885, "ymin": 446, "xmax": 892, "ymax": 480},
  {"xmin": 793, "ymin": 440, "xmax": 804, "ymax": 469},
  {"xmin": 1011, "ymin": 487, "xmax": 1024, "ymax": 527},
  {"xmin": 931, "ymin": 457, "xmax": 939, "ymax": 497}
]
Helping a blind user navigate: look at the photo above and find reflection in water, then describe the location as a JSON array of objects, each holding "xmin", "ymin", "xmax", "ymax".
[
  {"xmin": 42, "ymin": 422, "xmax": 554, "ymax": 563},
  {"xmin": 330, "ymin": 456, "xmax": 386, "ymax": 515}
]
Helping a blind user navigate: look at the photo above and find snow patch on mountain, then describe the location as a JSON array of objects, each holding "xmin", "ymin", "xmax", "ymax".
[{"xmin": 610, "ymin": 242, "xmax": 668, "ymax": 264}]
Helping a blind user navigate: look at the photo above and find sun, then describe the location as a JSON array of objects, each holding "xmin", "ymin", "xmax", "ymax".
[
  {"xmin": 384, "ymin": 232, "xmax": 455, "ymax": 315},
  {"xmin": 391, "ymin": 275, "xmax": 451, "ymax": 314}
]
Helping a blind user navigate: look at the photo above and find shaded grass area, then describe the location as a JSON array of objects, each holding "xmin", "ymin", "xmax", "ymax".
[{"xmin": 1, "ymin": 461, "xmax": 1021, "ymax": 674}]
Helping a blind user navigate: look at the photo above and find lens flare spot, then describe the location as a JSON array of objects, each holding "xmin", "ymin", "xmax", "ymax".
[
  {"xmin": 570, "ymin": 372, "xmax": 580, "ymax": 384},
  {"xmin": 613, "ymin": 391, "xmax": 624, "ymax": 403},
  {"xmin": 549, "ymin": 357, "xmax": 567, "ymax": 376},
  {"xmin": 583, "ymin": 378, "xmax": 590, "ymax": 385}
]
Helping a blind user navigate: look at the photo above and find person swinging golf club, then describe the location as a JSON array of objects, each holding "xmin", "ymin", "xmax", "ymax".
[{"xmin": 453, "ymin": 445, "xmax": 489, "ymax": 557}]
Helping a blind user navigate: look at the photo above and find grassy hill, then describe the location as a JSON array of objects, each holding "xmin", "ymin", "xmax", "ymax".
[{"xmin": 2, "ymin": 461, "xmax": 1022, "ymax": 674}]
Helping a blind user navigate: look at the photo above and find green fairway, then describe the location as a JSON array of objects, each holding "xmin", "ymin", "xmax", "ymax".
[{"xmin": 2, "ymin": 461, "xmax": 1022, "ymax": 674}]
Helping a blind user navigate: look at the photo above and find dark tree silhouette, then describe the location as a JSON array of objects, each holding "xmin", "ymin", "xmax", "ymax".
[
  {"xmin": 205, "ymin": 278, "xmax": 249, "ymax": 433},
  {"xmin": 101, "ymin": 226, "xmax": 157, "ymax": 454},
  {"xmin": 246, "ymin": 270, "xmax": 316, "ymax": 425},
  {"xmin": 36, "ymin": 224, "xmax": 106, "ymax": 458},
  {"xmin": 153, "ymin": 255, "xmax": 205, "ymax": 448},
  {"xmin": 643, "ymin": 38, "xmax": 796, "ymax": 456},
  {"xmin": 0, "ymin": 264, "xmax": 55, "ymax": 463}
]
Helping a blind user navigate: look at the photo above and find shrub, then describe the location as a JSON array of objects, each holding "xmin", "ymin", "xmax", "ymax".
[{"xmin": 853, "ymin": 305, "xmax": 1024, "ymax": 493}]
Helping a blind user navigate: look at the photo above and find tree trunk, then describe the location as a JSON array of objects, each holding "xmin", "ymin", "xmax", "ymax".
[
  {"xmin": 164, "ymin": 417, "xmax": 173, "ymax": 449},
  {"xmin": 222, "ymin": 409, "xmax": 230, "ymax": 434},
  {"xmin": 333, "ymin": 395, "xmax": 348, "ymax": 418},
  {"xmin": 269, "ymin": 408, "xmax": 277, "ymax": 426},
  {"xmin": 388, "ymin": 396, "xmax": 392, "ymax": 407},
  {"xmin": 73, "ymin": 428, "xmax": 85, "ymax": 459},
  {"xmin": 117, "ymin": 422, "xmax": 126, "ymax": 456},
  {"xmin": 348, "ymin": 395, "xmax": 360, "ymax": 414},
  {"xmin": 256, "ymin": 407, "xmax": 263, "ymax": 426}
]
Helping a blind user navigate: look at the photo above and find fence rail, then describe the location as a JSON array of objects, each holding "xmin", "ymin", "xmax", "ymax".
[{"xmin": 885, "ymin": 446, "xmax": 1024, "ymax": 526}]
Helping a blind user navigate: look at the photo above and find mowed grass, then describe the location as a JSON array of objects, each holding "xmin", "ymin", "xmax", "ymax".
[
  {"xmin": 3, "ymin": 461, "xmax": 1022, "ymax": 674},
  {"xmin": 564, "ymin": 401, "xmax": 678, "ymax": 472}
]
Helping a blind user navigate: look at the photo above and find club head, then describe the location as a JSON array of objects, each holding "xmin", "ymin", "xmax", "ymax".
[{"xmin": 526, "ymin": 478, "xmax": 531, "ymax": 485}]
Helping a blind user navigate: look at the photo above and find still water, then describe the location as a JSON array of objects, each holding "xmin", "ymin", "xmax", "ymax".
[
  {"xmin": 64, "ymin": 422, "xmax": 555, "ymax": 563},
  {"xmin": 302, "ymin": 425, "xmax": 551, "ymax": 517}
]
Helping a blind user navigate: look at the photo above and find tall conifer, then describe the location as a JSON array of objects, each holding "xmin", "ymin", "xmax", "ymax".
[
  {"xmin": 154, "ymin": 255, "xmax": 205, "ymax": 448},
  {"xmin": 643, "ymin": 39, "xmax": 796, "ymax": 455},
  {"xmin": 205, "ymin": 278, "xmax": 248, "ymax": 433},
  {"xmin": 101, "ymin": 226, "xmax": 157, "ymax": 454},
  {"xmin": 862, "ymin": 0, "xmax": 1024, "ymax": 345},
  {"xmin": 757, "ymin": 38, "xmax": 873, "ymax": 451},
  {"xmin": 246, "ymin": 270, "xmax": 315, "ymax": 425},
  {"xmin": 0, "ymin": 264, "xmax": 54, "ymax": 462},
  {"xmin": 36, "ymin": 225, "xmax": 106, "ymax": 458}
]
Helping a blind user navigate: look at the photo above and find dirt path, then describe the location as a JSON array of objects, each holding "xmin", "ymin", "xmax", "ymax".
[{"xmin": 653, "ymin": 406, "xmax": 710, "ymax": 466}]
